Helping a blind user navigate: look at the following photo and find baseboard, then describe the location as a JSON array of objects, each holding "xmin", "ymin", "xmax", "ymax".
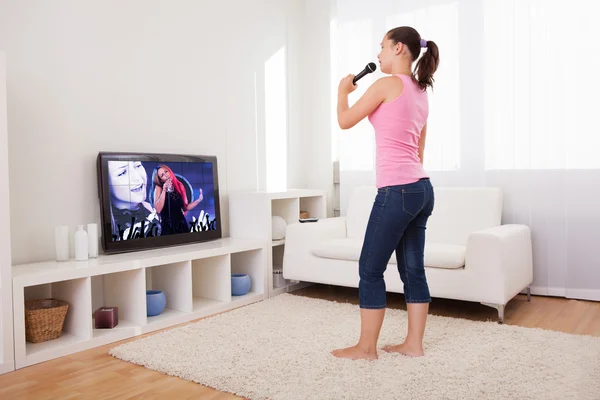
[
  {"xmin": 522, "ymin": 286, "xmax": 600, "ymax": 302},
  {"xmin": 526, "ymin": 286, "xmax": 566, "ymax": 297},
  {"xmin": 565, "ymin": 289, "xmax": 600, "ymax": 302},
  {"xmin": 0, "ymin": 360, "xmax": 14, "ymax": 375}
]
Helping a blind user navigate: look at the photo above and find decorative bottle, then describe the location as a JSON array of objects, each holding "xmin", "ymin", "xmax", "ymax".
[
  {"xmin": 74, "ymin": 225, "xmax": 89, "ymax": 261},
  {"xmin": 54, "ymin": 225, "xmax": 69, "ymax": 261},
  {"xmin": 87, "ymin": 223, "xmax": 98, "ymax": 258}
]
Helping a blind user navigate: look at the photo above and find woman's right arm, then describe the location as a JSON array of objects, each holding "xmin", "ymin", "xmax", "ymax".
[
  {"xmin": 154, "ymin": 186, "xmax": 166, "ymax": 213},
  {"xmin": 337, "ymin": 77, "xmax": 388, "ymax": 130},
  {"xmin": 418, "ymin": 123, "xmax": 427, "ymax": 164}
]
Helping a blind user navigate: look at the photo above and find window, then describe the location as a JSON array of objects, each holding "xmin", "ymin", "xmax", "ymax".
[
  {"xmin": 331, "ymin": 2, "xmax": 461, "ymax": 172},
  {"xmin": 330, "ymin": 18, "xmax": 376, "ymax": 171},
  {"xmin": 265, "ymin": 46, "xmax": 287, "ymax": 191},
  {"xmin": 483, "ymin": 0, "xmax": 600, "ymax": 170}
]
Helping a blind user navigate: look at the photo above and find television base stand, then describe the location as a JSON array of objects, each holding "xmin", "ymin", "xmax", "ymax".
[{"xmin": 11, "ymin": 237, "xmax": 266, "ymax": 369}]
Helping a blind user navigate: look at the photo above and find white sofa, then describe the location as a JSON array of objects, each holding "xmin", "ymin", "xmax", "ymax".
[{"xmin": 282, "ymin": 186, "xmax": 533, "ymax": 322}]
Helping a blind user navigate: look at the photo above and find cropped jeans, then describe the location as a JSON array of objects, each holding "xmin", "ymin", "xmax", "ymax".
[{"xmin": 359, "ymin": 178, "xmax": 435, "ymax": 309}]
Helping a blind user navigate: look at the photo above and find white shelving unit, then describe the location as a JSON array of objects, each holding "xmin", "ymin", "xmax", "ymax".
[
  {"xmin": 0, "ymin": 51, "xmax": 14, "ymax": 375},
  {"xmin": 12, "ymin": 238, "xmax": 266, "ymax": 369},
  {"xmin": 229, "ymin": 189, "xmax": 327, "ymax": 297}
]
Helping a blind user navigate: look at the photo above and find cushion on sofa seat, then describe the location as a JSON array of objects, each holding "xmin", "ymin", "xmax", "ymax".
[
  {"xmin": 423, "ymin": 243, "xmax": 465, "ymax": 269},
  {"xmin": 311, "ymin": 239, "xmax": 465, "ymax": 269},
  {"xmin": 311, "ymin": 238, "xmax": 363, "ymax": 262}
]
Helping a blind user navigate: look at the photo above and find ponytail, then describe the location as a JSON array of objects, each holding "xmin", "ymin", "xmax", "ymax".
[
  {"xmin": 386, "ymin": 27, "xmax": 440, "ymax": 91},
  {"xmin": 415, "ymin": 40, "xmax": 440, "ymax": 91}
]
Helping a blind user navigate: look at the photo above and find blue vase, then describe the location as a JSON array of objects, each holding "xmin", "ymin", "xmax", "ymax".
[
  {"xmin": 146, "ymin": 290, "xmax": 166, "ymax": 316},
  {"xmin": 231, "ymin": 274, "xmax": 251, "ymax": 296}
]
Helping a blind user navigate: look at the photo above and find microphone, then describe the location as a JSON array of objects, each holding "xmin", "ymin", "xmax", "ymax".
[{"xmin": 352, "ymin": 62, "xmax": 377, "ymax": 85}]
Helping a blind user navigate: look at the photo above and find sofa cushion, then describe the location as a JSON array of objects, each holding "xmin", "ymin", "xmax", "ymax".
[
  {"xmin": 423, "ymin": 243, "xmax": 465, "ymax": 269},
  {"xmin": 311, "ymin": 238, "xmax": 363, "ymax": 262},
  {"xmin": 311, "ymin": 239, "xmax": 465, "ymax": 269},
  {"xmin": 346, "ymin": 187, "xmax": 378, "ymax": 240}
]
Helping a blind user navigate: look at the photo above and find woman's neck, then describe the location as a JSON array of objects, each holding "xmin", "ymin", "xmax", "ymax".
[{"xmin": 391, "ymin": 61, "xmax": 412, "ymax": 76}]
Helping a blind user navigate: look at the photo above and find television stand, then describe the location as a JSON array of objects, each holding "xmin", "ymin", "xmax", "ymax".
[{"xmin": 11, "ymin": 237, "xmax": 266, "ymax": 369}]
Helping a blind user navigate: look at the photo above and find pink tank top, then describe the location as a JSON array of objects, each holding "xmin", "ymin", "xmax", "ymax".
[{"xmin": 368, "ymin": 74, "xmax": 429, "ymax": 188}]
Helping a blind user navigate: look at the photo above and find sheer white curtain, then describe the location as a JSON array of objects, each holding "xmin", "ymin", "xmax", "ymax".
[
  {"xmin": 332, "ymin": 0, "xmax": 600, "ymax": 300},
  {"xmin": 483, "ymin": 0, "xmax": 600, "ymax": 170}
]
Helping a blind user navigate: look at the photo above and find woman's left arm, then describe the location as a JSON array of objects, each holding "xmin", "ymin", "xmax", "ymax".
[
  {"xmin": 184, "ymin": 188, "xmax": 203, "ymax": 211},
  {"xmin": 337, "ymin": 76, "xmax": 387, "ymax": 130}
]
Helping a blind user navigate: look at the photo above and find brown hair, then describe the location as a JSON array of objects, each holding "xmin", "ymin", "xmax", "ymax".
[{"xmin": 386, "ymin": 26, "xmax": 440, "ymax": 91}]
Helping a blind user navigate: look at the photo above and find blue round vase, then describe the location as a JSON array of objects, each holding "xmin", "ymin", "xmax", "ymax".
[
  {"xmin": 146, "ymin": 290, "xmax": 166, "ymax": 316},
  {"xmin": 231, "ymin": 274, "xmax": 251, "ymax": 296}
]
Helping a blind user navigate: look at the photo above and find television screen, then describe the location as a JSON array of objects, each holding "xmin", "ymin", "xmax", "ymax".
[{"xmin": 97, "ymin": 152, "xmax": 221, "ymax": 254}]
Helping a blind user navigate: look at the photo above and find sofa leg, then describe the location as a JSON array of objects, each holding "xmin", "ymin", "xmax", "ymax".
[
  {"xmin": 481, "ymin": 303, "xmax": 505, "ymax": 324},
  {"xmin": 527, "ymin": 286, "xmax": 531, "ymax": 302}
]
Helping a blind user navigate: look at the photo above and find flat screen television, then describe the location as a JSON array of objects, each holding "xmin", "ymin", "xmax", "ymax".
[{"xmin": 97, "ymin": 152, "xmax": 221, "ymax": 254}]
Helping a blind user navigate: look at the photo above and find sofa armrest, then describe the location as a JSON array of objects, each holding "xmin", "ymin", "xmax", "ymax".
[{"xmin": 465, "ymin": 224, "xmax": 533, "ymax": 303}]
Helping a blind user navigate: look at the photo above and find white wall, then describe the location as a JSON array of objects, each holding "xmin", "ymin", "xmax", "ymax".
[
  {"xmin": 0, "ymin": 0, "xmax": 307, "ymax": 264},
  {"xmin": 303, "ymin": 0, "xmax": 336, "ymax": 217},
  {"xmin": 0, "ymin": 51, "xmax": 14, "ymax": 373},
  {"xmin": 285, "ymin": 0, "xmax": 308, "ymax": 193}
]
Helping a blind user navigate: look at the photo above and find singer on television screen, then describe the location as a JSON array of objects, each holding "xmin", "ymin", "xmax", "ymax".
[
  {"xmin": 107, "ymin": 160, "xmax": 217, "ymax": 241},
  {"xmin": 151, "ymin": 164, "xmax": 203, "ymax": 235}
]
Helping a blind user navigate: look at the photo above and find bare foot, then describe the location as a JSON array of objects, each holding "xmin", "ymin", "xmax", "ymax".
[
  {"xmin": 331, "ymin": 345, "xmax": 378, "ymax": 360},
  {"xmin": 382, "ymin": 342, "xmax": 424, "ymax": 357}
]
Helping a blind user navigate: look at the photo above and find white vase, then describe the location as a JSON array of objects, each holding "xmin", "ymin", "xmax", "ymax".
[
  {"xmin": 87, "ymin": 223, "xmax": 98, "ymax": 258},
  {"xmin": 271, "ymin": 216, "xmax": 287, "ymax": 240},
  {"xmin": 54, "ymin": 226, "xmax": 69, "ymax": 261},
  {"xmin": 74, "ymin": 225, "xmax": 89, "ymax": 261}
]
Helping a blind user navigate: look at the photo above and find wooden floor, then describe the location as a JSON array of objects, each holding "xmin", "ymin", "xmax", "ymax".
[{"xmin": 1, "ymin": 284, "xmax": 599, "ymax": 400}]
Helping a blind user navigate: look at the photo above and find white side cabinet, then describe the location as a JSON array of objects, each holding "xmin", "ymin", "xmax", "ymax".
[{"xmin": 229, "ymin": 189, "xmax": 327, "ymax": 297}]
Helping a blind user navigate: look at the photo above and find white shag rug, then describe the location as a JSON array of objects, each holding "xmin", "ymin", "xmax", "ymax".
[{"xmin": 109, "ymin": 294, "xmax": 600, "ymax": 400}]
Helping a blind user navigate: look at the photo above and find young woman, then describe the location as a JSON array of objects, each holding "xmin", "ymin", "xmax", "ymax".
[
  {"xmin": 332, "ymin": 26, "xmax": 440, "ymax": 360},
  {"xmin": 151, "ymin": 164, "xmax": 204, "ymax": 235}
]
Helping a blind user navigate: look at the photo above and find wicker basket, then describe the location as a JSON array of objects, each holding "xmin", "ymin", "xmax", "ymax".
[{"xmin": 24, "ymin": 298, "xmax": 69, "ymax": 343}]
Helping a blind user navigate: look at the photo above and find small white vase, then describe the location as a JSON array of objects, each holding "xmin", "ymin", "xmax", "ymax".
[
  {"xmin": 74, "ymin": 225, "xmax": 89, "ymax": 261},
  {"xmin": 87, "ymin": 223, "xmax": 98, "ymax": 258},
  {"xmin": 54, "ymin": 226, "xmax": 69, "ymax": 261}
]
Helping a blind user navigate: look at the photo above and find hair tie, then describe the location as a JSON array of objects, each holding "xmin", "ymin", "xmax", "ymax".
[{"xmin": 420, "ymin": 38, "xmax": 428, "ymax": 48}]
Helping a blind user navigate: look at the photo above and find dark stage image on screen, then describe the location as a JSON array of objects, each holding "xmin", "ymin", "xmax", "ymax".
[{"xmin": 106, "ymin": 160, "xmax": 217, "ymax": 241}]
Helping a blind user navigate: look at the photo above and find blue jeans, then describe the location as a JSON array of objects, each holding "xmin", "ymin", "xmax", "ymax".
[{"xmin": 359, "ymin": 178, "xmax": 434, "ymax": 308}]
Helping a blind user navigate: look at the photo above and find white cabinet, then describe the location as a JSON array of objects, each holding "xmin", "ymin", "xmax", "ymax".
[
  {"xmin": 229, "ymin": 189, "xmax": 327, "ymax": 297},
  {"xmin": 11, "ymin": 238, "xmax": 266, "ymax": 368}
]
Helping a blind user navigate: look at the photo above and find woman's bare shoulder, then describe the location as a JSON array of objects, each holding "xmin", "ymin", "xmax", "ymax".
[{"xmin": 374, "ymin": 76, "xmax": 404, "ymax": 101}]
